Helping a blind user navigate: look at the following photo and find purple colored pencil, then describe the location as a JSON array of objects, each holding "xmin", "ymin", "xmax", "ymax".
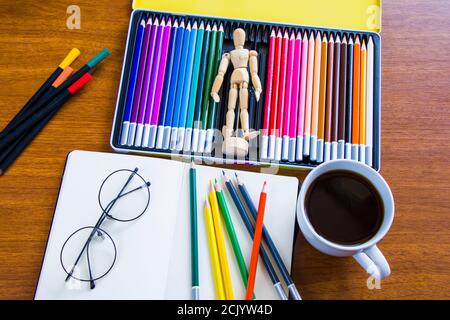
[
  {"xmin": 148, "ymin": 18, "xmax": 172, "ymax": 148},
  {"xmin": 135, "ymin": 18, "xmax": 159, "ymax": 147},
  {"xmin": 127, "ymin": 17, "xmax": 153, "ymax": 146},
  {"xmin": 142, "ymin": 18, "xmax": 165, "ymax": 147}
]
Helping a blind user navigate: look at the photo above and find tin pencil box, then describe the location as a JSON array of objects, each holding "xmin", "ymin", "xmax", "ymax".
[{"xmin": 110, "ymin": 8, "xmax": 381, "ymax": 171}]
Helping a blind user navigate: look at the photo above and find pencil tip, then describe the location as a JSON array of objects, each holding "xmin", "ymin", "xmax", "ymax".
[{"xmin": 262, "ymin": 181, "xmax": 268, "ymax": 192}]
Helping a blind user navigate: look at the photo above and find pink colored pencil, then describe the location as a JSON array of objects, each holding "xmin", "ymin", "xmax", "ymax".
[
  {"xmin": 260, "ymin": 29, "xmax": 276, "ymax": 160},
  {"xmin": 274, "ymin": 31, "xmax": 289, "ymax": 161},
  {"xmin": 302, "ymin": 31, "xmax": 316, "ymax": 157},
  {"xmin": 296, "ymin": 31, "xmax": 309, "ymax": 161},
  {"xmin": 148, "ymin": 18, "xmax": 172, "ymax": 148},
  {"xmin": 288, "ymin": 31, "xmax": 302, "ymax": 162},
  {"xmin": 282, "ymin": 31, "xmax": 296, "ymax": 161}
]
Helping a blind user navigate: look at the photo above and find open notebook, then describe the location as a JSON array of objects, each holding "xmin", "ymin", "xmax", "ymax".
[{"xmin": 35, "ymin": 150, "xmax": 298, "ymax": 299}]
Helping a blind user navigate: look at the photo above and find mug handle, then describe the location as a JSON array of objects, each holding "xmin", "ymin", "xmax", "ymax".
[{"xmin": 353, "ymin": 245, "xmax": 391, "ymax": 280}]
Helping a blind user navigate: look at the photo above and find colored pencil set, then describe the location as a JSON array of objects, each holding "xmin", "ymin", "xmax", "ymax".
[
  {"xmin": 113, "ymin": 11, "xmax": 380, "ymax": 170},
  {"xmin": 0, "ymin": 48, "xmax": 109, "ymax": 175},
  {"xmin": 118, "ymin": 12, "xmax": 226, "ymax": 153},
  {"xmin": 260, "ymin": 29, "xmax": 377, "ymax": 167},
  {"xmin": 189, "ymin": 163, "xmax": 300, "ymax": 300}
]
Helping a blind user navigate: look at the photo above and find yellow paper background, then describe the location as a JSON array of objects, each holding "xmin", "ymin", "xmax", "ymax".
[{"xmin": 133, "ymin": 0, "xmax": 381, "ymax": 32}]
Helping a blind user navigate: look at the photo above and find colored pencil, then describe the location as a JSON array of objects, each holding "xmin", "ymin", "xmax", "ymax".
[
  {"xmin": 274, "ymin": 31, "xmax": 289, "ymax": 161},
  {"xmin": 214, "ymin": 180, "xmax": 253, "ymax": 298},
  {"xmin": 316, "ymin": 34, "xmax": 328, "ymax": 163},
  {"xmin": 268, "ymin": 29, "xmax": 282, "ymax": 160},
  {"xmin": 0, "ymin": 49, "xmax": 108, "ymax": 150},
  {"xmin": 209, "ymin": 180, "xmax": 234, "ymax": 300},
  {"xmin": 183, "ymin": 22, "xmax": 205, "ymax": 152},
  {"xmin": 156, "ymin": 19, "xmax": 179, "ymax": 149},
  {"xmin": 192, "ymin": 24, "xmax": 211, "ymax": 152},
  {"xmin": 261, "ymin": 29, "xmax": 276, "ymax": 160},
  {"xmin": 203, "ymin": 199, "xmax": 225, "ymax": 300},
  {"xmin": 135, "ymin": 18, "xmax": 158, "ymax": 147},
  {"xmin": 205, "ymin": 24, "xmax": 224, "ymax": 154},
  {"xmin": 189, "ymin": 162, "xmax": 199, "ymax": 299},
  {"xmin": 324, "ymin": 34, "xmax": 335, "ymax": 162},
  {"xmin": 366, "ymin": 36, "xmax": 374, "ymax": 166},
  {"xmin": 309, "ymin": 31, "xmax": 322, "ymax": 162},
  {"xmin": 222, "ymin": 172, "xmax": 287, "ymax": 300},
  {"xmin": 296, "ymin": 32, "xmax": 309, "ymax": 162},
  {"xmin": 302, "ymin": 31, "xmax": 315, "ymax": 158},
  {"xmin": 0, "ymin": 48, "xmax": 80, "ymax": 138},
  {"xmin": 345, "ymin": 36, "xmax": 354, "ymax": 159},
  {"xmin": 351, "ymin": 36, "xmax": 361, "ymax": 160},
  {"xmin": 142, "ymin": 18, "xmax": 165, "ymax": 148},
  {"xmin": 331, "ymin": 35, "xmax": 341, "ymax": 160},
  {"xmin": 281, "ymin": 32, "xmax": 295, "ymax": 161},
  {"xmin": 359, "ymin": 40, "xmax": 367, "ymax": 163},
  {"xmin": 162, "ymin": 20, "xmax": 185, "ymax": 149},
  {"xmin": 198, "ymin": 24, "xmax": 218, "ymax": 153},
  {"xmin": 128, "ymin": 18, "xmax": 153, "ymax": 146},
  {"xmin": 245, "ymin": 181, "xmax": 268, "ymax": 300},
  {"xmin": 148, "ymin": 18, "xmax": 172, "ymax": 149},
  {"xmin": 175, "ymin": 22, "xmax": 198, "ymax": 151},
  {"xmin": 235, "ymin": 173, "xmax": 301, "ymax": 300},
  {"xmin": 120, "ymin": 19, "xmax": 146, "ymax": 145},
  {"xmin": 288, "ymin": 31, "xmax": 302, "ymax": 163},
  {"xmin": 337, "ymin": 35, "xmax": 348, "ymax": 159},
  {"xmin": 0, "ymin": 74, "xmax": 92, "ymax": 175},
  {"xmin": 170, "ymin": 22, "xmax": 192, "ymax": 150}
]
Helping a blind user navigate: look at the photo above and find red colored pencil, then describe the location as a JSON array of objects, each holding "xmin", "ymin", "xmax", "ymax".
[
  {"xmin": 268, "ymin": 29, "xmax": 282, "ymax": 159},
  {"xmin": 261, "ymin": 29, "xmax": 276, "ymax": 159},
  {"xmin": 245, "ymin": 181, "xmax": 268, "ymax": 300},
  {"xmin": 275, "ymin": 31, "xmax": 289, "ymax": 161}
]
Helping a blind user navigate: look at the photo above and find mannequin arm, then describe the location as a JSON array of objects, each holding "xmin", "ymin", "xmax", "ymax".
[
  {"xmin": 211, "ymin": 53, "xmax": 230, "ymax": 102},
  {"xmin": 249, "ymin": 50, "xmax": 262, "ymax": 101}
]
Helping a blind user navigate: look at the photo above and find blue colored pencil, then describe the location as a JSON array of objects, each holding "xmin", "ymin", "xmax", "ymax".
[
  {"xmin": 234, "ymin": 173, "xmax": 302, "ymax": 300},
  {"xmin": 176, "ymin": 21, "xmax": 198, "ymax": 151},
  {"xmin": 191, "ymin": 24, "xmax": 211, "ymax": 152},
  {"xmin": 162, "ymin": 20, "xmax": 185, "ymax": 149},
  {"xmin": 169, "ymin": 21, "xmax": 192, "ymax": 150},
  {"xmin": 120, "ymin": 18, "xmax": 145, "ymax": 145},
  {"xmin": 156, "ymin": 19, "xmax": 179, "ymax": 149},
  {"xmin": 222, "ymin": 172, "xmax": 288, "ymax": 300}
]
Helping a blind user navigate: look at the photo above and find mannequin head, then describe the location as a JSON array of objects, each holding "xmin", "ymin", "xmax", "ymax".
[{"xmin": 233, "ymin": 28, "xmax": 246, "ymax": 49}]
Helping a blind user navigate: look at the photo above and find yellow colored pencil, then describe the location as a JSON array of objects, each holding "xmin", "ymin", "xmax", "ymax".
[
  {"xmin": 208, "ymin": 180, "xmax": 234, "ymax": 300},
  {"xmin": 204, "ymin": 199, "xmax": 225, "ymax": 300}
]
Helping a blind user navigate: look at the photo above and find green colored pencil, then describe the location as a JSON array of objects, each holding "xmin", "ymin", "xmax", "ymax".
[
  {"xmin": 201, "ymin": 24, "xmax": 218, "ymax": 130},
  {"xmin": 214, "ymin": 179, "xmax": 255, "ymax": 299},
  {"xmin": 189, "ymin": 162, "xmax": 199, "ymax": 299},
  {"xmin": 184, "ymin": 22, "xmax": 205, "ymax": 151},
  {"xmin": 206, "ymin": 24, "xmax": 224, "ymax": 130}
]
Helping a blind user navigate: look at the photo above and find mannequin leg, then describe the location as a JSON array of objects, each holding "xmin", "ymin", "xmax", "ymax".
[
  {"xmin": 239, "ymin": 82, "xmax": 249, "ymax": 136},
  {"xmin": 223, "ymin": 83, "xmax": 238, "ymax": 139}
]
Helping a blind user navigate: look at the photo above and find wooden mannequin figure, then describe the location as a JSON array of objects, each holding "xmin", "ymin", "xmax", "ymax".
[{"xmin": 211, "ymin": 28, "xmax": 262, "ymax": 157}]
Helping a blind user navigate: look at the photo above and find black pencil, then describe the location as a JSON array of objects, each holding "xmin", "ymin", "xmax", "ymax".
[
  {"xmin": 0, "ymin": 48, "xmax": 80, "ymax": 137},
  {"xmin": 0, "ymin": 74, "xmax": 93, "ymax": 153}
]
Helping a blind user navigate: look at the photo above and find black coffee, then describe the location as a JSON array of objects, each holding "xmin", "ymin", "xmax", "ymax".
[{"xmin": 305, "ymin": 170, "xmax": 384, "ymax": 245}]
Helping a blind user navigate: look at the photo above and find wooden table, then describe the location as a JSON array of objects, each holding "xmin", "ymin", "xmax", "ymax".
[{"xmin": 0, "ymin": 0, "xmax": 449, "ymax": 300}]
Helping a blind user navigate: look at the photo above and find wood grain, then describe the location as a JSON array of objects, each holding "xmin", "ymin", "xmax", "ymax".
[{"xmin": 0, "ymin": 0, "xmax": 449, "ymax": 299}]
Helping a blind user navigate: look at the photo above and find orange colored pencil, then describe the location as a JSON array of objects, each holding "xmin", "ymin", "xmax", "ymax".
[
  {"xmin": 317, "ymin": 34, "xmax": 328, "ymax": 163},
  {"xmin": 359, "ymin": 40, "xmax": 367, "ymax": 163},
  {"xmin": 245, "ymin": 181, "xmax": 268, "ymax": 300},
  {"xmin": 302, "ymin": 32, "xmax": 315, "ymax": 157},
  {"xmin": 309, "ymin": 31, "xmax": 322, "ymax": 161},
  {"xmin": 351, "ymin": 36, "xmax": 361, "ymax": 160}
]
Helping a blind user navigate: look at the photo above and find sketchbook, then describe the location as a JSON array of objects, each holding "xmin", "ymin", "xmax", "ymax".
[{"xmin": 35, "ymin": 150, "xmax": 299, "ymax": 300}]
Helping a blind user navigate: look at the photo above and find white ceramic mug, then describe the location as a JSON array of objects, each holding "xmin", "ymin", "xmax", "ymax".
[{"xmin": 297, "ymin": 160, "xmax": 394, "ymax": 280}]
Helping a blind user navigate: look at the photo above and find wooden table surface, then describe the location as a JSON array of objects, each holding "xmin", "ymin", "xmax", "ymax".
[{"xmin": 0, "ymin": 0, "xmax": 449, "ymax": 300}]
